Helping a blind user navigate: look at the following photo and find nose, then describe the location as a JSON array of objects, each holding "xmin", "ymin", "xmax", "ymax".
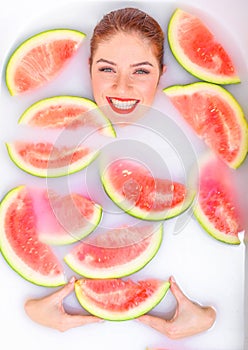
[{"xmin": 113, "ymin": 72, "xmax": 132, "ymax": 94}]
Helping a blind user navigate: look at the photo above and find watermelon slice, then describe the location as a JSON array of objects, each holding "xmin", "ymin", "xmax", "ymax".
[
  {"xmin": 6, "ymin": 29, "xmax": 85, "ymax": 95},
  {"xmin": 18, "ymin": 95, "xmax": 116, "ymax": 138},
  {"xmin": 168, "ymin": 8, "xmax": 239, "ymax": 84},
  {"xmin": 6, "ymin": 141, "xmax": 99, "ymax": 178},
  {"xmin": 101, "ymin": 159, "xmax": 194, "ymax": 221},
  {"xmin": 0, "ymin": 186, "xmax": 66, "ymax": 286},
  {"xmin": 64, "ymin": 223, "xmax": 163, "ymax": 278},
  {"xmin": 163, "ymin": 82, "xmax": 248, "ymax": 169},
  {"xmin": 33, "ymin": 188, "xmax": 102, "ymax": 245},
  {"xmin": 75, "ymin": 278, "xmax": 170, "ymax": 321},
  {"xmin": 194, "ymin": 154, "xmax": 242, "ymax": 244}
]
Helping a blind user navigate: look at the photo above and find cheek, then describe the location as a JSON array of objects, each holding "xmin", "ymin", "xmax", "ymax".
[
  {"xmin": 91, "ymin": 76, "xmax": 106, "ymax": 105},
  {"xmin": 141, "ymin": 80, "xmax": 159, "ymax": 104}
]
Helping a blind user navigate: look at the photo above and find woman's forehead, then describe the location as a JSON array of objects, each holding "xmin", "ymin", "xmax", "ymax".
[{"xmin": 93, "ymin": 32, "xmax": 157, "ymax": 61}]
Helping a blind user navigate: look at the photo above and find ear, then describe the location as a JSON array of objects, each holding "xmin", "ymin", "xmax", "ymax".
[
  {"xmin": 162, "ymin": 64, "xmax": 167, "ymax": 74},
  {"xmin": 88, "ymin": 57, "xmax": 92, "ymax": 76}
]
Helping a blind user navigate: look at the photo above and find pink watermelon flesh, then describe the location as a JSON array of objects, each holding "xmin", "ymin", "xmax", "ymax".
[
  {"xmin": 179, "ymin": 14, "xmax": 236, "ymax": 76},
  {"xmin": 103, "ymin": 159, "xmax": 188, "ymax": 219},
  {"xmin": 75, "ymin": 277, "xmax": 170, "ymax": 320},
  {"xmin": 27, "ymin": 105, "xmax": 89, "ymax": 129},
  {"xmin": 74, "ymin": 241, "xmax": 150, "ymax": 268},
  {"xmin": 170, "ymin": 9, "xmax": 239, "ymax": 83},
  {"xmin": 27, "ymin": 105, "xmax": 92, "ymax": 129},
  {"xmin": 32, "ymin": 188, "xmax": 101, "ymax": 244},
  {"xmin": 80, "ymin": 279, "xmax": 160, "ymax": 311},
  {"xmin": 108, "ymin": 160, "xmax": 186, "ymax": 209},
  {"xmin": 73, "ymin": 230, "xmax": 152, "ymax": 267},
  {"xmin": 172, "ymin": 95, "xmax": 241, "ymax": 163},
  {"xmin": 164, "ymin": 84, "xmax": 247, "ymax": 168},
  {"xmin": 195, "ymin": 155, "xmax": 242, "ymax": 243},
  {"xmin": 14, "ymin": 141, "xmax": 90, "ymax": 169},
  {"xmin": 14, "ymin": 39, "xmax": 80, "ymax": 94},
  {"xmin": 7, "ymin": 141, "xmax": 98, "ymax": 178},
  {"xmin": 2, "ymin": 186, "xmax": 64, "ymax": 283},
  {"xmin": 65, "ymin": 224, "xmax": 162, "ymax": 277}
]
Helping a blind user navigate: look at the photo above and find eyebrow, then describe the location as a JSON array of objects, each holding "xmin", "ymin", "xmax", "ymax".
[
  {"xmin": 96, "ymin": 59, "xmax": 116, "ymax": 65},
  {"xmin": 96, "ymin": 58, "xmax": 154, "ymax": 68},
  {"xmin": 131, "ymin": 61, "xmax": 154, "ymax": 68}
]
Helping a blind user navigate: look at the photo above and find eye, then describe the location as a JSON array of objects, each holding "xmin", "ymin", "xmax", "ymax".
[
  {"xmin": 134, "ymin": 68, "xmax": 150, "ymax": 75},
  {"xmin": 99, "ymin": 67, "xmax": 115, "ymax": 73}
]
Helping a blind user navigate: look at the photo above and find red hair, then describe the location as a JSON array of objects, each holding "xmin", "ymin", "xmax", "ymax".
[{"xmin": 89, "ymin": 7, "xmax": 164, "ymax": 74}]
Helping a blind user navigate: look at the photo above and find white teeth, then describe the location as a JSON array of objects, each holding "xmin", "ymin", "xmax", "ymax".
[{"xmin": 110, "ymin": 98, "xmax": 138, "ymax": 110}]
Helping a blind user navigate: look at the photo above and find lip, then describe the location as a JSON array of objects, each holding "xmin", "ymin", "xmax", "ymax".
[{"xmin": 106, "ymin": 97, "xmax": 140, "ymax": 114}]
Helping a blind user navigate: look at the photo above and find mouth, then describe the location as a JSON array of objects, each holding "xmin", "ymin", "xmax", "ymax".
[{"xmin": 106, "ymin": 97, "xmax": 140, "ymax": 114}]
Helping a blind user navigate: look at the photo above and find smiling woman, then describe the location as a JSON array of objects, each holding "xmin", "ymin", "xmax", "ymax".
[
  {"xmin": 23, "ymin": 7, "xmax": 216, "ymax": 339},
  {"xmin": 89, "ymin": 7, "xmax": 166, "ymax": 123}
]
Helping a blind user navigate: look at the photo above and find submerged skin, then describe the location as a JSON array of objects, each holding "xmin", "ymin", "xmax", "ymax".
[
  {"xmin": 24, "ymin": 277, "xmax": 101, "ymax": 332},
  {"xmin": 24, "ymin": 276, "xmax": 216, "ymax": 337},
  {"xmin": 138, "ymin": 276, "xmax": 216, "ymax": 339}
]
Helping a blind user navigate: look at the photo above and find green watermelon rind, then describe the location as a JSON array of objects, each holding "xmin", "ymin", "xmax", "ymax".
[
  {"xmin": 163, "ymin": 82, "xmax": 248, "ymax": 169},
  {"xmin": 0, "ymin": 186, "xmax": 66, "ymax": 286},
  {"xmin": 64, "ymin": 224, "xmax": 163, "ymax": 278},
  {"xmin": 18, "ymin": 95, "xmax": 116, "ymax": 138},
  {"xmin": 6, "ymin": 29, "xmax": 86, "ymax": 95},
  {"xmin": 5, "ymin": 142, "xmax": 99, "ymax": 178},
  {"xmin": 39, "ymin": 203, "xmax": 103, "ymax": 246},
  {"xmin": 194, "ymin": 202, "xmax": 240, "ymax": 245},
  {"xmin": 75, "ymin": 279, "xmax": 170, "ymax": 321},
  {"xmin": 101, "ymin": 170, "xmax": 195, "ymax": 221},
  {"xmin": 167, "ymin": 9, "xmax": 240, "ymax": 85}
]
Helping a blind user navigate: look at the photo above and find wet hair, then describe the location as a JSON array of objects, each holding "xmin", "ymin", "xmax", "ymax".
[{"xmin": 89, "ymin": 7, "xmax": 165, "ymax": 74}]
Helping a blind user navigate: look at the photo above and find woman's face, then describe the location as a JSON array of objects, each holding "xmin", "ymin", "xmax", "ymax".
[{"xmin": 90, "ymin": 32, "xmax": 162, "ymax": 122}]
